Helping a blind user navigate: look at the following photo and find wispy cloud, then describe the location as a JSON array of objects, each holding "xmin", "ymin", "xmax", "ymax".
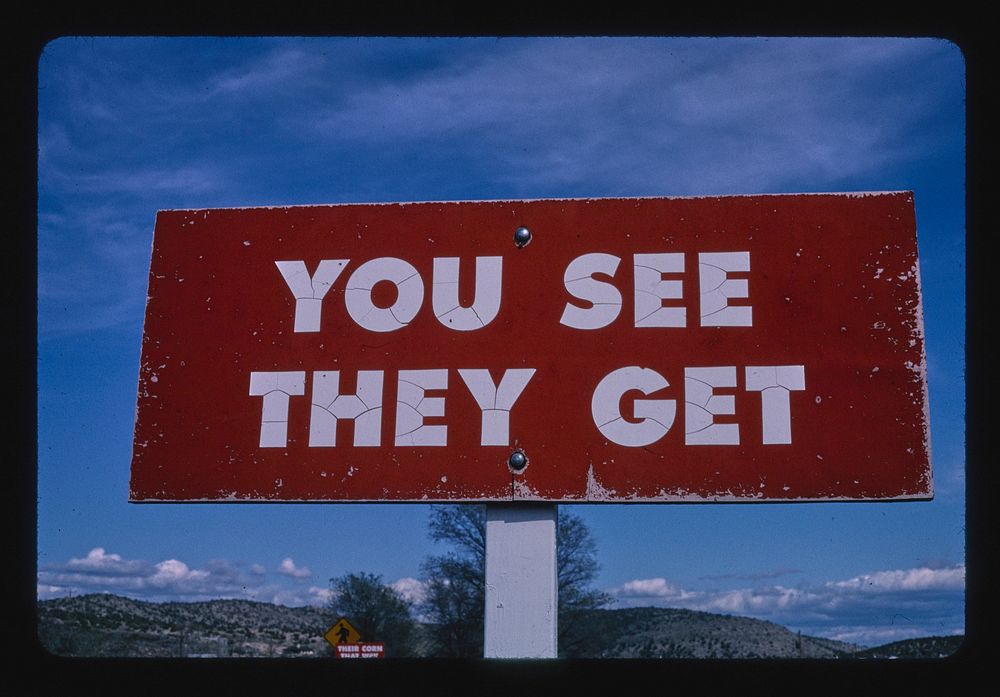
[
  {"xmin": 304, "ymin": 37, "xmax": 961, "ymax": 196},
  {"xmin": 699, "ymin": 567, "xmax": 803, "ymax": 582},
  {"xmin": 37, "ymin": 37, "xmax": 963, "ymax": 340},
  {"xmin": 36, "ymin": 203, "xmax": 152, "ymax": 339},
  {"xmin": 50, "ymin": 163, "xmax": 228, "ymax": 197},
  {"xmin": 206, "ymin": 47, "xmax": 327, "ymax": 98},
  {"xmin": 607, "ymin": 564, "xmax": 965, "ymax": 646}
]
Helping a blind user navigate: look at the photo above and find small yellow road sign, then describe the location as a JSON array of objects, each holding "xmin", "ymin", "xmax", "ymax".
[{"xmin": 324, "ymin": 617, "xmax": 361, "ymax": 646}]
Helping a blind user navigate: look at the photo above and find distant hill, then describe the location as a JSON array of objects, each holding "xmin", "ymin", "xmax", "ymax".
[
  {"xmin": 36, "ymin": 593, "xmax": 960, "ymax": 659},
  {"xmin": 848, "ymin": 636, "xmax": 965, "ymax": 659},
  {"xmin": 560, "ymin": 607, "xmax": 859, "ymax": 658},
  {"xmin": 37, "ymin": 593, "xmax": 335, "ymax": 657}
]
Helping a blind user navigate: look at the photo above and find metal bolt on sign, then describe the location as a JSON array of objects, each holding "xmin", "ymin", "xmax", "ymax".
[
  {"xmin": 507, "ymin": 449, "xmax": 528, "ymax": 473},
  {"xmin": 513, "ymin": 226, "xmax": 532, "ymax": 248}
]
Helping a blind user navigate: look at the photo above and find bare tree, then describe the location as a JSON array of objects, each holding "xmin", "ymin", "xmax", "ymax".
[
  {"xmin": 556, "ymin": 512, "xmax": 613, "ymax": 657},
  {"xmin": 419, "ymin": 506, "xmax": 487, "ymax": 657},
  {"xmin": 419, "ymin": 505, "xmax": 611, "ymax": 657}
]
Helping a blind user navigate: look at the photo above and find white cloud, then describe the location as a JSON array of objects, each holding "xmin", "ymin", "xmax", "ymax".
[
  {"xmin": 38, "ymin": 584, "xmax": 64, "ymax": 597},
  {"xmin": 277, "ymin": 557, "xmax": 312, "ymax": 579},
  {"xmin": 827, "ymin": 565, "xmax": 965, "ymax": 592},
  {"xmin": 307, "ymin": 586, "xmax": 334, "ymax": 606},
  {"xmin": 69, "ymin": 548, "xmax": 118, "ymax": 567},
  {"xmin": 65, "ymin": 547, "xmax": 149, "ymax": 576},
  {"xmin": 37, "ymin": 549, "xmax": 314, "ymax": 604},
  {"xmin": 266, "ymin": 585, "xmax": 332, "ymax": 608},
  {"xmin": 391, "ymin": 577, "xmax": 428, "ymax": 604},
  {"xmin": 824, "ymin": 625, "xmax": 963, "ymax": 646},
  {"xmin": 149, "ymin": 559, "xmax": 210, "ymax": 586},
  {"xmin": 606, "ymin": 564, "xmax": 965, "ymax": 647},
  {"xmin": 694, "ymin": 586, "xmax": 825, "ymax": 615},
  {"xmin": 614, "ymin": 578, "xmax": 679, "ymax": 598}
]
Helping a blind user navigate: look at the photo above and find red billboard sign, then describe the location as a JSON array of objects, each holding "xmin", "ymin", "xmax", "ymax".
[{"xmin": 130, "ymin": 193, "xmax": 931, "ymax": 503}]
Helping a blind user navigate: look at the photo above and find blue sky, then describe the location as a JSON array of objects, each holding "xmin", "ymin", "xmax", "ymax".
[{"xmin": 36, "ymin": 36, "xmax": 965, "ymax": 648}]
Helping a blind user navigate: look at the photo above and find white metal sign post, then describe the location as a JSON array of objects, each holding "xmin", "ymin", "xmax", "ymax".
[{"xmin": 484, "ymin": 504, "xmax": 559, "ymax": 658}]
